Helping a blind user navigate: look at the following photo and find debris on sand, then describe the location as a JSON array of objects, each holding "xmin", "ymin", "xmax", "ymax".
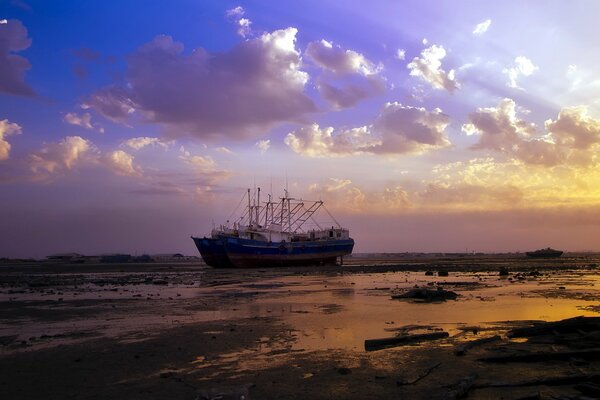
[
  {"xmin": 364, "ymin": 331, "xmax": 449, "ymax": 351},
  {"xmin": 507, "ymin": 315, "xmax": 600, "ymax": 338},
  {"xmin": 391, "ymin": 287, "xmax": 458, "ymax": 302},
  {"xmin": 454, "ymin": 335, "xmax": 501, "ymax": 356}
]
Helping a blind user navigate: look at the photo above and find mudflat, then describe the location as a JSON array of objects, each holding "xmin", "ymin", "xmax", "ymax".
[{"xmin": 2, "ymin": 254, "xmax": 600, "ymax": 399}]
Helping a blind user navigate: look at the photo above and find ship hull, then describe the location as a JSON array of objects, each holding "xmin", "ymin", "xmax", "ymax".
[
  {"xmin": 192, "ymin": 236, "xmax": 354, "ymax": 268},
  {"xmin": 525, "ymin": 251, "xmax": 563, "ymax": 258},
  {"xmin": 192, "ymin": 237, "xmax": 234, "ymax": 268}
]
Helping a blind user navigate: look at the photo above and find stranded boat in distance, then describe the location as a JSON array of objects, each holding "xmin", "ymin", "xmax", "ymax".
[
  {"xmin": 192, "ymin": 188, "xmax": 354, "ymax": 268},
  {"xmin": 526, "ymin": 247, "xmax": 563, "ymax": 258}
]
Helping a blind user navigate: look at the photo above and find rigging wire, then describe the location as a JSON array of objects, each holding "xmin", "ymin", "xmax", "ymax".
[{"xmin": 227, "ymin": 190, "xmax": 247, "ymax": 223}]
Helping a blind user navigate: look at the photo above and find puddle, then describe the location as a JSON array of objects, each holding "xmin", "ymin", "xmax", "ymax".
[{"xmin": 3, "ymin": 268, "xmax": 600, "ymax": 355}]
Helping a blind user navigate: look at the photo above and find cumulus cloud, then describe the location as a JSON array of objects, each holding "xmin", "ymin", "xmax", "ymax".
[
  {"xmin": 306, "ymin": 40, "xmax": 380, "ymax": 76},
  {"xmin": 64, "ymin": 112, "xmax": 94, "ymax": 130},
  {"xmin": 255, "ymin": 139, "xmax": 270, "ymax": 154},
  {"xmin": 29, "ymin": 136, "xmax": 94, "ymax": 174},
  {"xmin": 395, "ymin": 49, "xmax": 406, "ymax": 60},
  {"xmin": 122, "ymin": 136, "xmax": 167, "ymax": 150},
  {"xmin": 179, "ymin": 147, "xmax": 231, "ymax": 186},
  {"xmin": 0, "ymin": 119, "xmax": 21, "ymax": 160},
  {"xmin": 472, "ymin": 19, "xmax": 491, "ymax": 35},
  {"xmin": 84, "ymin": 28, "xmax": 315, "ymax": 140},
  {"xmin": 26, "ymin": 136, "xmax": 145, "ymax": 181},
  {"xmin": 305, "ymin": 39, "xmax": 384, "ymax": 108},
  {"xmin": 0, "ymin": 19, "xmax": 34, "ymax": 96},
  {"xmin": 503, "ymin": 56, "xmax": 538, "ymax": 88},
  {"xmin": 371, "ymin": 102, "xmax": 451, "ymax": 153},
  {"xmin": 286, "ymin": 102, "xmax": 450, "ymax": 157},
  {"xmin": 545, "ymin": 106, "xmax": 600, "ymax": 150},
  {"xmin": 407, "ymin": 44, "xmax": 459, "ymax": 92},
  {"xmin": 285, "ymin": 124, "xmax": 379, "ymax": 157},
  {"xmin": 103, "ymin": 150, "xmax": 141, "ymax": 176},
  {"xmin": 226, "ymin": 6, "xmax": 252, "ymax": 37},
  {"xmin": 463, "ymin": 98, "xmax": 600, "ymax": 166}
]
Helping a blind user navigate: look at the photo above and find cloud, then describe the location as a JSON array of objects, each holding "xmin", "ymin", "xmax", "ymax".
[
  {"xmin": 286, "ymin": 102, "xmax": 450, "ymax": 157},
  {"xmin": 545, "ymin": 106, "xmax": 600, "ymax": 150},
  {"xmin": 179, "ymin": 147, "xmax": 231, "ymax": 186},
  {"xmin": 180, "ymin": 152, "xmax": 217, "ymax": 173},
  {"xmin": 306, "ymin": 40, "xmax": 380, "ymax": 76},
  {"xmin": 407, "ymin": 44, "xmax": 458, "ymax": 92},
  {"xmin": 226, "ymin": 6, "xmax": 252, "ymax": 38},
  {"xmin": 0, "ymin": 19, "xmax": 35, "ymax": 96},
  {"xmin": 324, "ymin": 178, "xmax": 352, "ymax": 192},
  {"xmin": 82, "ymin": 86, "xmax": 136, "ymax": 123},
  {"xmin": 503, "ymin": 56, "xmax": 538, "ymax": 88},
  {"xmin": 305, "ymin": 39, "xmax": 385, "ymax": 108},
  {"xmin": 307, "ymin": 180, "xmax": 411, "ymax": 213},
  {"xmin": 85, "ymin": 28, "xmax": 315, "ymax": 140},
  {"xmin": 103, "ymin": 150, "xmax": 141, "ymax": 176},
  {"xmin": 122, "ymin": 136, "xmax": 167, "ymax": 150},
  {"xmin": 26, "ymin": 136, "xmax": 145, "ymax": 181},
  {"xmin": 216, "ymin": 146, "xmax": 233, "ymax": 154},
  {"xmin": 64, "ymin": 112, "xmax": 93, "ymax": 130},
  {"xmin": 0, "ymin": 119, "xmax": 21, "ymax": 160},
  {"xmin": 285, "ymin": 124, "xmax": 380, "ymax": 157},
  {"xmin": 463, "ymin": 98, "xmax": 600, "ymax": 166},
  {"xmin": 255, "ymin": 139, "xmax": 270, "ymax": 154},
  {"xmin": 29, "ymin": 136, "xmax": 94, "ymax": 174},
  {"xmin": 472, "ymin": 19, "xmax": 491, "ymax": 35},
  {"xmin": 395, "ymin": 49, "xmax": 406, "ymax": 60},
  {"xmin": 226, "ymin": 6, "xmax": 244, "ymax": 18},
  {"xmin": 370, "ymin": 102, "xmax": 451, "ymax": 153}
]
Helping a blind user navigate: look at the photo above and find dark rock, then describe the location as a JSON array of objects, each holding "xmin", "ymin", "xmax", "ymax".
[{"xmin": 392, "ymin": 287, "xmax": 458, "ymax": 302}]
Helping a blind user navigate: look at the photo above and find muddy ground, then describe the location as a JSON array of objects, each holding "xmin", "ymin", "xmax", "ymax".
[{"xmin": 2, "ymin": 255, "xmax": 600, "ymax": 399}]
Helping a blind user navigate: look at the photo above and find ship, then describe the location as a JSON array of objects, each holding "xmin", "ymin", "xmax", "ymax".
[
  {"xmin": 191, "ymin": 188, "xmax": 355, "ymax": 268},
  {"xmin": 525, "ymin": 247, "xmax": 563, "ymax": 258}
]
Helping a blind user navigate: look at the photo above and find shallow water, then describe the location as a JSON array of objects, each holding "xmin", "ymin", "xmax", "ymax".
[{"xmin": 2, "ymin": 267, "xmax": 600, "ymax": 354}]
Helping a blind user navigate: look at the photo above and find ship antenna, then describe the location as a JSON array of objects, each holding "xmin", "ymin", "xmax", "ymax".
[{"xmin": 285, "ymin": 171, "xmax": 289, "ymax": 197}]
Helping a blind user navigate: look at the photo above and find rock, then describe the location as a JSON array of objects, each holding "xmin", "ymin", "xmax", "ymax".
[
  {"xmin": 499, "ymin": 267, "xmax": 509, "ymax": 276},
  {"xmin": 392, "ymin": 287, "xmax": 458, "ymax": 302}
]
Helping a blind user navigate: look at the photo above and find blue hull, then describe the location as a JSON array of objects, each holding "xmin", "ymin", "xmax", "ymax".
[
  {"xmin": 192, "ymin": 236, "xmax": 354, "ymax": 268},
  {"xmin": 191, "ymin": 237, "xmax": 234, "ymax": 268}
]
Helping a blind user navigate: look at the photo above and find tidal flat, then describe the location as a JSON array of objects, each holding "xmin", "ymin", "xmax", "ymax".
[{"xmin": 2, "ymin": 254, "xmax": 600, "ymax": 399}]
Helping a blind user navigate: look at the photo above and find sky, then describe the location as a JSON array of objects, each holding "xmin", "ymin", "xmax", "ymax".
[{"xmin": 2, "ymin": 0, "xmax": 600, "ymax": 258}]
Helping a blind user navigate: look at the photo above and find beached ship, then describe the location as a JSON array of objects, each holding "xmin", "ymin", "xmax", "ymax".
[
  {"xmin": 526, "ymin": 248, "xmax": 563, "ymax": 258},
  {"xmin": 192, "ymin": 188, "xmax": 354, "ymax": 268}
]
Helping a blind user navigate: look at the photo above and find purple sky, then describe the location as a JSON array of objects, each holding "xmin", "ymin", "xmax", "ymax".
[{"xmin": 2, "ymin": 1, "xmax": 600, "ymax": 258}]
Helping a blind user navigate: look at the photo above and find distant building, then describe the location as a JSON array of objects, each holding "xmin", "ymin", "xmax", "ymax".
[{"xmin": 150, "ymin": 253, "xmax": 185, "ymax": 262}]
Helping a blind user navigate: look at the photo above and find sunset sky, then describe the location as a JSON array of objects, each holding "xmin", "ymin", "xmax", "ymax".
[{"xmin": 2, "ymin": 1, "xmax": 600, "ymax": 258}]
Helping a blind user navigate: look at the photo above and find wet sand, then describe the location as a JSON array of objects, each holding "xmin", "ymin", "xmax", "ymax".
[{"xmin": 2, "ymin": 254, "xmax": 600, "ymax": 399}]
